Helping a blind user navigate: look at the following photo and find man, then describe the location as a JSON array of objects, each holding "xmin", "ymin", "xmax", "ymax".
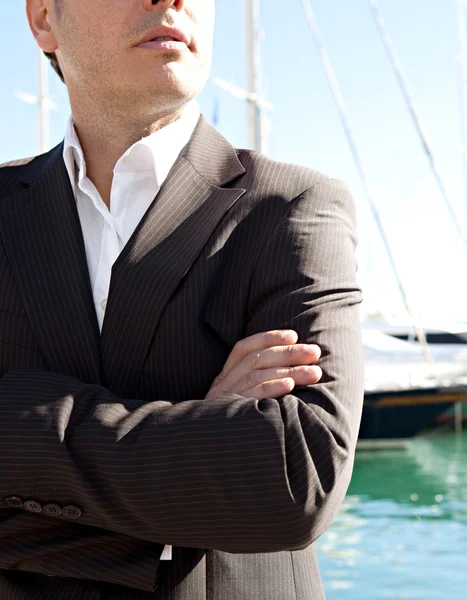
[{"xmin": 0, "ymin": 0, "xmax": 364, "ymax": 598}]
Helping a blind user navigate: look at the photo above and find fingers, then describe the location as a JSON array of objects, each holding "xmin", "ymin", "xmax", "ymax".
[
  {"xmin": 241, "ymin": 365, "xmax": 323, "ymax": 399},
  {"xmin": 242, "ymin": 377, "xmax": 296, "ymax": 400},
  {"xmin": 240, "ymin": 365, "xmax": 322, "ymax": 396},
  {"xmin": 220, "ymin": 330, "xmax": 299, "ymax": 379},
  {"xmin": 234, "ymin": 343, "xmax": 321, "ymax": 384},
  {"xmin": 205, "ymin": 330, "xmax": 323, "ymax": 401}
]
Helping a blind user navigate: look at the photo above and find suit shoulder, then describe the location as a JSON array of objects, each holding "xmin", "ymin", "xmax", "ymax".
[
  {"xmin": 0, "ymin": 157, "xmax": 34, "ymax": 200},
  {"xmin": 0, "ymin": 151, "xmax": 57, "ymax": 200},
  {"xmin": 0, "ymin": 156, "xmax": 36, "ymax": 169},
  {"xmin": 236, "ymin": 149, "xmax": 337, "ymax": 199},
  {"xmin": 0, "ymin": 145, "xmax": 61, "ymax": 175},
  {"xmin": 0, "ymin": 155, "xmax": 37, "ymax": 187}
]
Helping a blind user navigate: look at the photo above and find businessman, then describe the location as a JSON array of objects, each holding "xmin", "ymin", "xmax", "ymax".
[{"xmin": 0, "ymin": 0, "xmax": 364, "ymax": 598}]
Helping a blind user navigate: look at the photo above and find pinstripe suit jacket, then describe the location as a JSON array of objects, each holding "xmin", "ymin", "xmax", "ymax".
[{"xmin": 0, "ymin": 116, "xmax": 364, "ymax": 599}]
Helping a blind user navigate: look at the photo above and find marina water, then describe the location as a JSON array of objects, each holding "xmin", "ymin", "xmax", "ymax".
[{"xmin": 317, "ymin": 433, "xmax": 467, "ymax": 599}]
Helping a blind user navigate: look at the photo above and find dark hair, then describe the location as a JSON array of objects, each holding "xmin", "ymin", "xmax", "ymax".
[{"xmin": 44, "ymin": 51, "xmax": 65, "ymax": 84}]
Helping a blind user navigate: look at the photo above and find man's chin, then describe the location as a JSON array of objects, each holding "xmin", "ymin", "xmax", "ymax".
[{"xmin": 116, "ymin": 84, "xmax": 196, "ymax": 116}]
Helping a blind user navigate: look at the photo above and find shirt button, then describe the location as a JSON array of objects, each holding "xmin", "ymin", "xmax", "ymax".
[
  {"xmin": 23, "ymin": 500, "xmax": 43, "ymax": 513},
  {"xmin": 123, "ymin": 152, "xmax": 134, "ymax": 164},
  {"xmin": 4, "ymin": 496, "xmax": 24, "ymax": 508},
  {"xmin": 43, "ymin": 503, "xmax": 62, "ymax": 517},
  {"xmin": 101, "ymin": 299, "xmax": 107, "ymax": 311},
  {"xmin": 62, "ymin": 505, "xmax": 82, "ymax": 520}
]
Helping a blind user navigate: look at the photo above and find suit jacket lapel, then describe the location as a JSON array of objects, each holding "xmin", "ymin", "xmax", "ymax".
[
  {"xmin": 0, "ymin": 146, "xmax": 101, "ymax": 384},
  {"xmin": 100, "ymin": 117, "xmax": 246, "ymax": 397}
]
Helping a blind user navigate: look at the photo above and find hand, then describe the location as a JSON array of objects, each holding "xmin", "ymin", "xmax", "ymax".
[{"xmin": 205, "ymin": 330, "xmax": 322, "ymax": 400}]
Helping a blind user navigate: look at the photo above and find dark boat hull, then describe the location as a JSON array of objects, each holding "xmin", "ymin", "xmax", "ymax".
[{"xmin": 359, "ymin": 388, "xmax": 467, "ymax": 439}]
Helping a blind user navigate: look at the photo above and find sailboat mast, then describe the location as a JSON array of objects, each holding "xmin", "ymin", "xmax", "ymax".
[
  {"xmin": 457, "ymin": 0, "xmax": 467, "ymax": 238},
  {"xmin": 368, "ymin": 0, "xmax": 465, "ymax": 246},
  {"xmin": 245, "ymin": 0, "xmax": 263, "ymax": 152},
  {"xmin": 300, "ymin": 0, "xmax": 433, "ymax": 365},
  {"xmin": 38, "ymin": 49, "xmax": 50, "ymax": 154}
]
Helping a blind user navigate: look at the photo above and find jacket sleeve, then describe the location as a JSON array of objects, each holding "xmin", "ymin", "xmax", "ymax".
[{"xmin": 0, "ymin": 176, "xmax": 364, "ymax": 556}]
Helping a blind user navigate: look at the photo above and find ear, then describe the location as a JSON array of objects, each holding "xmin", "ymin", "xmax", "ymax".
[{"xmin": 26, "ymin": 0, "xmax": 58, "ymax": 53}]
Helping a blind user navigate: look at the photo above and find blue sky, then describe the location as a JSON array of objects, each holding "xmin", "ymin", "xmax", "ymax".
[{"xmin": 2, "ymin": 0, "xmax": 467, "ymax": 323}]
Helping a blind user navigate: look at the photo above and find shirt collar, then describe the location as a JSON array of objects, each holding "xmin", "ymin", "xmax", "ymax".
[{"xmin": 63, "ymin": 101, "xmax": 201, "ymax": 193}]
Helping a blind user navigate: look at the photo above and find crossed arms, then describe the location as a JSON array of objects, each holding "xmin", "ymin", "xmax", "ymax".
[{"xmin": 0, "ymin": 178, "xmax": 364, "ymax": 583}]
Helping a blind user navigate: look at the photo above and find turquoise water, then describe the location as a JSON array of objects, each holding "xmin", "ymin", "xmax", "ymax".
[{"xmin": 317, "ymin": 433, "xmax": 467, "ymax": 599}]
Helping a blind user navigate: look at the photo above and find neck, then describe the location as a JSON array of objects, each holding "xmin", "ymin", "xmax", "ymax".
[{"xmin": 70, "ymin": 98, "xmax": 186, "ymax": 209}]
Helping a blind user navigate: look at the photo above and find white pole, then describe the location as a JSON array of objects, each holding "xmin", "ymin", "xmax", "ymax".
[
  {"xmin": 245, "ymin": 0, "xmax": 262, "ymax": 152},
  {"xmin": 457, "ymin": 0, "xmax": 467, "ymax": 239},
  {"xmin": 38, "ymin": 49, "xmax": 50, "ymax": 154}
]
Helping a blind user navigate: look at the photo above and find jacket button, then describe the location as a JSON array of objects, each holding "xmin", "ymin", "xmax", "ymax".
[
  {"xmin": 23, "ymin": 500, "xmax": 43, "ymax": 513},
  {"xmin": 4, "ymin": 496, "xmax": 24, "ymax": 508},
  {"xmin": 43, "ymin": 503, "xmax": 62, "ymax": 517},
  {"xmin": 62, "ymin": 505, "xmax": 82, "ymax": 520}
]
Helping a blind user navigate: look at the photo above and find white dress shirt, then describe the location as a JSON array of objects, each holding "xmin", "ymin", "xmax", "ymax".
[{"xmin": 62, "ymin": 102, "xmax": 200, "ymax": 561}]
